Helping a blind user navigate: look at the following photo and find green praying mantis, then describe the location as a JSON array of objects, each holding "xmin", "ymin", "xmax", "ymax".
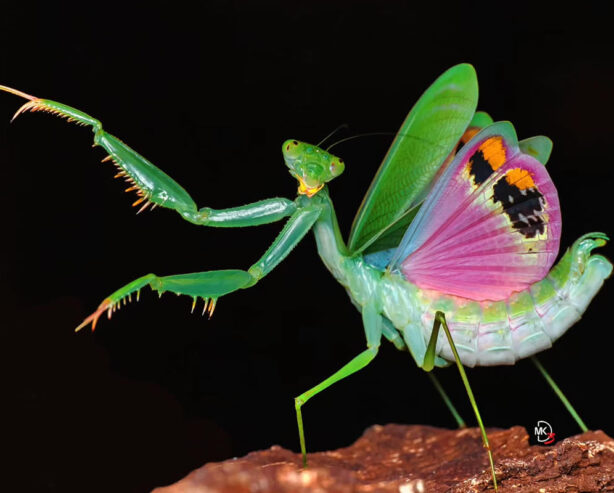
[{"xmin": 2, "ymin": 64, "xmax": 611, "ymax": 491}]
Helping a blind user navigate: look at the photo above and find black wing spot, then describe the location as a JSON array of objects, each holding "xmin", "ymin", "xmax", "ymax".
[
  {"xmin": 469, "ymin": 149, "xmax": 494, "ymax": 186},
  {"xmin": 493, "ymin": 177, "xmax": 545, "ymax": 238}
]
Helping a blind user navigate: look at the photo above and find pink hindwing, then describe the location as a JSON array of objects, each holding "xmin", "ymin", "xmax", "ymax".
[{"xmin": 391, "ymin": 122, "xmax": 561, "ymax": 301}]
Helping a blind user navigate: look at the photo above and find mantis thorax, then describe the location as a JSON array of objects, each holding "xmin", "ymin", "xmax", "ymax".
[{"xmin": 282, "ymin": 140, "xmax": 345, "ymax": 197}]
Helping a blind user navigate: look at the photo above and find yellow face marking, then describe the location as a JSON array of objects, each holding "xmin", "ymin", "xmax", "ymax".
[
  {"xmin": 298, "ymin": 178, "xmax": 324, "ymax": 198},
  {"xmin": 506, "ymin": 168, "xmax": 536, "ymax": 190},
  {"xmin": 479, "ymin": 136, "xmax": 506, "ymax": 171}
]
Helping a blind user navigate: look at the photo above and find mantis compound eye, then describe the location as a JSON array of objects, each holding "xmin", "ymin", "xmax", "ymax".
[
  {"xmin": 330, "ymin": 158, "xmax": 345, "ymax": 177},
  {"xmin": 283, "ymin": 139, "xmax": 301, "ymax": 153}
]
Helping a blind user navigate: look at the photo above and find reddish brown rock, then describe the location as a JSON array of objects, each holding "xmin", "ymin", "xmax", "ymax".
[{"xmin": 152, "ymin": 425, "xmax": 614, "ymax": 492}]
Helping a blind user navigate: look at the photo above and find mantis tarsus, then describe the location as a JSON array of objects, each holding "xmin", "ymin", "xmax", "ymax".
[{"xmin": 2, "ymin": 64, "xmax": 611, "ymax": 491}]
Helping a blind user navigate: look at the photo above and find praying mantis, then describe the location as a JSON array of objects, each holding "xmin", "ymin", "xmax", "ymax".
[{"xmin": 1, "ymin": 64, "xmax": 611, "ymax": 491}]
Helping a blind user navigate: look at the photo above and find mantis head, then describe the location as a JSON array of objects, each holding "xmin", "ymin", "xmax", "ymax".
[{"xmin": 282, "ymin": 140, "xmax": 345, "ymax": 197}]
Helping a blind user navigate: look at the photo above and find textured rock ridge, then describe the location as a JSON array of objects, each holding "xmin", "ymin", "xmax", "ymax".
[{"xmin": 153, "ymin": 424, "xmax": 614, "ymax": 492}]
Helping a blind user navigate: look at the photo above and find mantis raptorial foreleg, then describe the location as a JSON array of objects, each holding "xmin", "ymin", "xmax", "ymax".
[
  {"xmin": 0, "ymin": 86, "xmax": 327, "ymax": 331},
  {"xmin": 0, "ymin": 86, "xmax": 297, "ymax": 227},
  {"xmin": 294, "ymin": 299, "xmax": 383, "ymax": 467},
  {"xmin": 423, "ymin": 311, "xmax": 498, "ymax": 491},
  {"xmin": 77, "ymin": 205, "xmax": 323, "ymax": 331}
]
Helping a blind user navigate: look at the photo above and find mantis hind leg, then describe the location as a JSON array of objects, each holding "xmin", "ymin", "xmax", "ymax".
[
  {"xmin": 531, "ymin": 356, "xmax": 588, "ymax": 432},
  {"xmin": 423, "ymin": 311, "xmax": 498, "ymax": 491},
  {"xmin": 427, "ymin": 372, "xmax": 466, "ymax": 428},
  {"xmin": 295, "ymin": 300, "xmax": 383, "ymax": 467}
]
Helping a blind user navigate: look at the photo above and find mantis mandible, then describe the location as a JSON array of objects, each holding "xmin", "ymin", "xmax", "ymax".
[{"xmin": 2, "ymin": 64, "xmax": 611, "ymax": 491}]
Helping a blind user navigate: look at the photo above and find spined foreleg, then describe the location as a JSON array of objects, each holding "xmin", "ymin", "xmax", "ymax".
[
  {"xmin": 0, "ymin": 85, "xmax": 296, "ymax": 226},
  {"xmin": 76, "ymin": 204, "xmax": 322, "ymax": 331},
  {"xmin": 75, "ymin": 270, "xmax": 252, "ymax": 331}
]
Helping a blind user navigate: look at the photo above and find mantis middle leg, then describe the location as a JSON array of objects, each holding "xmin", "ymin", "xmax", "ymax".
[{"xmin": 294, "ymin": 299, "xmax": 383, "ymax": 467}]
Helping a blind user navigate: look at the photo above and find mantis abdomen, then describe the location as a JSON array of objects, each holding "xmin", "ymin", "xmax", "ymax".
[
  {"xmin": 330, "ymin": 231, "xmax": 611, "ymax": 368},
  {"xmin": 374, "ymin": 233, "xmax": 611, "ymax": 367}
]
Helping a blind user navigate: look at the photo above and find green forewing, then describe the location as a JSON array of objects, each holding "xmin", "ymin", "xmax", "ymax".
[
  {"xmin": 363, "ymin": 109, "xmax": 493, "ymax": 255},
  {"xmin": 362, "ymin": 205, "xmax": 420, "ymax": 254},
  {"xmin": 348, "ymin": 64, "xmax": 478, "ymax": 254}
]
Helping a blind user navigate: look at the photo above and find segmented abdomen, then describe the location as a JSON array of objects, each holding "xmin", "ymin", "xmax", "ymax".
[
  {"xmin": 421, "ymin": 233, "xmax": 611, "ymax": 367},
  {"xmin": 377, "ymin": 233, "xmax": 611, "ymax": 368}
]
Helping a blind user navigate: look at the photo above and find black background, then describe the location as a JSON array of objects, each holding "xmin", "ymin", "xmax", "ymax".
[{"xmin": 1, "ymin": 2, "xmax": 613, "ymax": 492}]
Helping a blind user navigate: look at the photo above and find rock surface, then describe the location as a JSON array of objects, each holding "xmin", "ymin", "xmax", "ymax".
[{"xmin": 153, "ymin": 425, "xmax": 614, "ymax": 492}]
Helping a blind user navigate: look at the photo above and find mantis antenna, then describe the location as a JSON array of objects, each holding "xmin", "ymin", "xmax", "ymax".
[
  {"xmin": 327, "ymin": 131, "xmax": 451, "ymax": 152},
  {"xmin": 317, "ymin": 123, "xmax": 349, "ymax": 147}
]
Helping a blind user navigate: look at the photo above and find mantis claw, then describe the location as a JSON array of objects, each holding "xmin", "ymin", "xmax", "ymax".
[
  {"xmin": 74, "ymin": 270, "xmax": 246, "ymax": 332},
  {"xmin": 74, "ymin": 274, "xmax": 158, "ymax": 332},
  {"xmin": 0, "ymin": 85, "xmax": 198, "ymax": 219},
  {"xmin": 75, "ymin": 298, "xmax": 113, "ymax": 333}
]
